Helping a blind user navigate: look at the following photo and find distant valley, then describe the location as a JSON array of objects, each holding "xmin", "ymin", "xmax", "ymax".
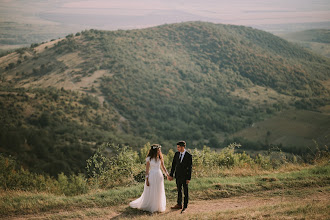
[{"xmin": 280, "ymin": 29, "xmax": 330, "ymax": 58}]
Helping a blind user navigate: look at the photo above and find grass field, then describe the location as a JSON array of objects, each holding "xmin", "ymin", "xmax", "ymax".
[{"xmin": 1, "ymin": 161, "xmax": 329, "ymax": 219}]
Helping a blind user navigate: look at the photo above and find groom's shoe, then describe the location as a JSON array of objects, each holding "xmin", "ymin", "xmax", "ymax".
[
  {"xmin": 171, "ymin": 204, "xmax": 182, "ymax": 209},
  {"xmin": 181, "ymin": 208, "xmax": 187, "ymax": 214}
]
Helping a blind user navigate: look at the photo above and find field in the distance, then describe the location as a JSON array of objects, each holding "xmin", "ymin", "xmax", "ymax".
[
  {"xmin": 0, "ymin": 22, "xmax": 75, "ymax": 53},
  {"xmin": 230, "ymin": 109, "xmax": 330, "ymax": 151},
  {"xmin": 280, "ymin": 29, "xmax": 330, "ymax": 58}
]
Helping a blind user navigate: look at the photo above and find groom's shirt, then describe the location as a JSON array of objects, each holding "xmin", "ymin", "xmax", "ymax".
[{"xmin": 179, "ymin": 150, "xmax": 186, "ymax": 163}]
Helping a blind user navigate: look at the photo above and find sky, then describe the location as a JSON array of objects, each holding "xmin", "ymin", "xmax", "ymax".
[
  {"xmin": 57, "ymin": 0, "xmax": 330, "ymax": 24},
  {"xmin": 1, "ymin": 0, "xmax": 330, "ymax": 32}
]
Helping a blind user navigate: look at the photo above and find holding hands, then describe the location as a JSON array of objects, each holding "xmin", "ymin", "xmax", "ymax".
[{"xmin": 166, "ymin": 175, "xmax": 189, "ymax": 184}]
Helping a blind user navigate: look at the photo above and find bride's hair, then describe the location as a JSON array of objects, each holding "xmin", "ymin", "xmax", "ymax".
[{"xmin": 147, "ymin": 144, "xmax": 162, "ymax": 161}]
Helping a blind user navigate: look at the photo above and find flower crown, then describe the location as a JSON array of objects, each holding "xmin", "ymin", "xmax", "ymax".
[{"xmin": 152, "ymin": 145, "xmax": 162, "ymax": 149}]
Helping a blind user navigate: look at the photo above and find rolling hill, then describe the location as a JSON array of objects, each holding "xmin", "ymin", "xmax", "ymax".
[{"xmin": 1, "ymin": 21, "xmax": 329, "ymax": 175}]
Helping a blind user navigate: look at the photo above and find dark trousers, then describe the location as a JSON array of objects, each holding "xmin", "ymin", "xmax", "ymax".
[{"xmin": 176, "ymin": 178, "xmax": 189, "ymax": 208}]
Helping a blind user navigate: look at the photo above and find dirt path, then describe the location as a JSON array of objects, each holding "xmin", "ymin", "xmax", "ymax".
[{"xmin": 7, "ymin": 189, "xmax": 329, "ymax": 220}]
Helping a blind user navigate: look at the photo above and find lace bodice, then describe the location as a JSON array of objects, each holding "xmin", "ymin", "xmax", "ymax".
[{"xmin": 146, "ymin": 156, "xmax": 161, "ymax": 171}]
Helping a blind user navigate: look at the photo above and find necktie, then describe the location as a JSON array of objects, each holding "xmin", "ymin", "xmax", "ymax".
[{"xmin": 179, "ymin": 153, "xmax": 182, "ymax": 162}]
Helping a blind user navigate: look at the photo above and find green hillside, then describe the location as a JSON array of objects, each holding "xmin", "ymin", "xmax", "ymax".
[{"xmin": 1, "ymin": 22, "xmax": 329, "ymax": 175}]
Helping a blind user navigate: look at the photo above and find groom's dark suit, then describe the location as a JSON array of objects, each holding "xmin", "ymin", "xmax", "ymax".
[{"xmin": 170, "ymin": 151, "xmax": 192, "ymax": 209}]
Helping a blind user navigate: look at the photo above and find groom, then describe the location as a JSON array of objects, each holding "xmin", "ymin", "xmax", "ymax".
[{"xmin": 168, "ymin": 141, "xmax": 192, "ymax": 213}]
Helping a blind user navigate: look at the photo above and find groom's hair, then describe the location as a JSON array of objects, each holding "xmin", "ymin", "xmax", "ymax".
[{"xmin": 177, "ymin": 141, "xmax": 186, "ymax": 147}]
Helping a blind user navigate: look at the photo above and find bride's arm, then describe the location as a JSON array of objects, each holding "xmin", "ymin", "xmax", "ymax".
[
  {"xmin": 159, "ymin": 151, "xmax": 169, "ymax": 177},
  {"xmin": 161, "ymin": 159, "xmax": 169, "ymax": 177},
  {"xmin": 146, "ymin": 160, "xmax": 150, "ymax": 186}
]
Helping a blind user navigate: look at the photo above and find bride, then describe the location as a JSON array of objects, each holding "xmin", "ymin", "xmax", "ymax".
[{"xmin": 129, "ymin": 144, "xmax": 169, "ymax": 213}]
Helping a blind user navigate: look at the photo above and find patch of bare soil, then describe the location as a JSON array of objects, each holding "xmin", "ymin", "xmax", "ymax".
[{"xmin": 34, "ymin": 39, "xmax": 61, "ymax": 54}]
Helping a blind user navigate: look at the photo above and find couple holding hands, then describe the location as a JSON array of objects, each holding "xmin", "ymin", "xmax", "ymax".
[{"xmin": 130, "ymin": 141, "xmax": 192, "ymax": 214}]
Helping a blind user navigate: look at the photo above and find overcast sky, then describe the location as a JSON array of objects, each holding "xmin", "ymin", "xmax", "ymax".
[{"xmin": 1, "ymin": 0, "xmax": 330, "ymax": 31}]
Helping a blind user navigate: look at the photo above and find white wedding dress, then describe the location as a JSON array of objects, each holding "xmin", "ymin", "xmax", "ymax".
[{"xmin": 129, "ymin": 156, "xmax": 166, "ymax": 213}]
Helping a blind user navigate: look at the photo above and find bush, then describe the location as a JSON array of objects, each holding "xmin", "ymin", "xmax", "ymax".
[
  {"xmin": 191, "ymin": 143, "xmax": 250, "ymax": 169},
  {"xmin": 86, "ymin": 143, "xmax": 140, "ymax": 188},
  {"xmin": 0, "ymin": 154, "xmax": 56, "ymax": 192},
  {"xmin": 57, "ymin": 173, "xmax": 88, "ymax": 196},
  {"xmin": 0, "ymin": 154, "xmax": 88, "ymax": 195},
  {"xmin": 255, "ymin": 154, "xmax": 272, "ymax": 169},
  {"xmin": 80, "ymin": 95, "xmax": 100, "ymax": 109}
]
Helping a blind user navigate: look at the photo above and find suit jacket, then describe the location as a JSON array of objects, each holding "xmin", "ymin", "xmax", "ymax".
[{"xmin": 170, "ymin": 151, "xmax": 192, "ymax": 180}]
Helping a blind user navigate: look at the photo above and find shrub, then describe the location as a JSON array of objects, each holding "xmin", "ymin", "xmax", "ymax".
[
  {"xmin": 57, "ymin": 173, "xmax": 88, "ymax": 196},
  {"xmin": 0, "ymin": 154, "xmax": 88, "ymax": 195},
  {"xmin": 79, "ymin": 95, "xmax": 100, "ymax": 109},
  {"xmin": 255, "ymin": 154, "xmax": 272, "ymax": 169},
  {"xmin": 86, "ymin": 143, "xmax": 140, "ymax": 188}
]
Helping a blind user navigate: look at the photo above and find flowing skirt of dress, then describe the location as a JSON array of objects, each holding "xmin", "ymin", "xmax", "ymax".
[{"xmin": 129, "ymin": 168, "xmax": 166, "ymax": 213}]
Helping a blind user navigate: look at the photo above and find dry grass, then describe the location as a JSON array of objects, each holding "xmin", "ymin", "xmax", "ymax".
[
  {"xmin": 193, "ymin": 161, "xmax": 307, "ymax": 179},
  {"xmin": 8, "ymin": 187, "xmax": 329, "ymax": 220},
  {"xmin": 2, "ymin": 162, "xmax": 329, "ymax": 219}
]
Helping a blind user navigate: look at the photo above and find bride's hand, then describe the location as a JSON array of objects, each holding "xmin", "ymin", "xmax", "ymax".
[{"xmin": 146, "ymin": 179, "xmax": 150, "ymax": 186}]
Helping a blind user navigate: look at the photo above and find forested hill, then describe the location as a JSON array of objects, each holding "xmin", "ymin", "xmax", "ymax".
[{"xmin": 1, "ymin": 22, "xmax": 329, "ymax": 175}]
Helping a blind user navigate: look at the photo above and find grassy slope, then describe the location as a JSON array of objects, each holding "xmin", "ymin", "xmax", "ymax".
[
  {"xmin": 230, "ymin": 109, "xmax": 330, "ymax": 152},
  {"xmin": 1, "ymin": 162, "xmax": 329, "ymax": 219}
]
